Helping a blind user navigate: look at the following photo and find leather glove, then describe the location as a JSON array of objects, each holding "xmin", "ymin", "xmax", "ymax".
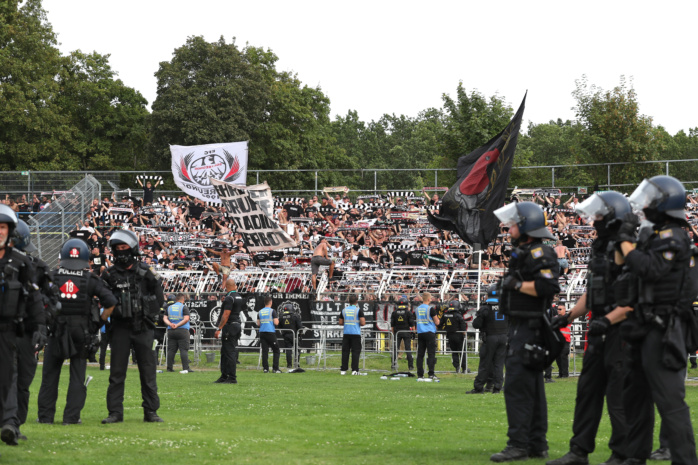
[
  {"xmin": 501, "ymin": 275, "xmax": 522, "ymax": 291},
  {"xmin": 617, "ymin": 212, "xmax": 639, "ymax": 243},
  {"xmin": 550, "ymin": 314, "xmax": 569, "ymax": 330},
  {"xmin": 478, "ymin": 307, "xmax": 490, "ymax": 320},
  {"xmin": 32, "ymin": 324, "xmax": 48, "ymax": 351},
  {"xmin": 588, "ymin": 317, "xmax": 611, "ymax": 336}
]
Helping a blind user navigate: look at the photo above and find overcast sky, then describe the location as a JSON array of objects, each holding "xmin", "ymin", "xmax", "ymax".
[{"xmin": 42, "ymin": 0, "xmax": 697, "ymax": 135}]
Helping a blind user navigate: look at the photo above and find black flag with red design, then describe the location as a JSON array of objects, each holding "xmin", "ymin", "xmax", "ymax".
[{"xmin": 428, "ymin": 93, "xmax": 526, "ymax": 247}]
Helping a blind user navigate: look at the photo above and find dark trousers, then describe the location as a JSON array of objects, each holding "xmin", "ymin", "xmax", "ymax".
[
  {"xmin": 622, "ymin": 326, "xmax": 698, "ymax": 464},
  {"xmin": 220, "ymin": 323, "xmax": 240, "ymax": 381},
  {"xmin": 166, "ymin": 328, "xmax": 190, "ymax": 371},
  {"xmin": 445, "ymin": 332, "xmax": 466, "ymax": 371},
  {"xmin": 282, "ymin": 333, "xmax": 298, "ymax": 368},
  {"xmin": 474, "ymin": 334, "xmax": 507, "ymax": 391},
  {"xmin": 106, "ymin": 321, "xmax": 159, "ymax": 417},
  {"xmin": 37, "ymin": 325, "xmax": 87, "ymax": 424},
  {"xmin": 0, "ymin": 331, "xmax": 17, "ymax": 429},
  {"xmin": 99, "ymin": 330, "xmax": 110, "ymax": 368},
  {"xmin": 341, "ymin": 334, "xmax": 362, "ymax": 372},
  {"xmin": 3, "ymin": 334, "xmax": 37, "ymax": 430},
  {"xmin": 392, "ymin": 332, "xmax": 414, "ymax": 369},
  {"xmin": 260, "ymin": 332, "xmax": 280, "ymax": 371},
  {"xmin": 504, "ymin": 324, "xmax": 548, "ymax": 452},
  {"xmin": 569, "ymin": 328, "xmax": 627, "ymax": 456},
  {"xmin": 417, "ymin": 332, "xmax": 436, "ymax": 377},
  {"xmin": 557, "ymin": 342, "xmax": 570, "ymax": 377},
  {"xmin": 1, "ymin": 331, "xmax": 24, "ymax": 429}
]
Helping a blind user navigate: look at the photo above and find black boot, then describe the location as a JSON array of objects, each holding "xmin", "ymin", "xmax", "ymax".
[
  {"xmin": 144, "ymin": 410, "xmax": 164, "ymax": 423},
  {"xmin": 101, "ymin": 414, "xmax": 123, "ymax": 424},
  {"xmin": 490, "ymin": 446, "xmax": 528, "ymax": 462},
  {"xmin": 648, "ymin": 448, "xmax": 671, "ymax": 461},
  {"xmin": 546, "ymin": 450, "xmax": 588, "ymax": 465}
]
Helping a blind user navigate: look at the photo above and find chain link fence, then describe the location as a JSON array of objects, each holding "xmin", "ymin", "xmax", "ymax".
[{"xmin": 28, "ymin": 175, "xmax": 101, "ymax": 269}]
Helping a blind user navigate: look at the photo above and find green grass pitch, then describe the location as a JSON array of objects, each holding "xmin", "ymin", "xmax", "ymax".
[{"xmin": 6, "ymin": 353, "xmax": 694, "ymax": 464}]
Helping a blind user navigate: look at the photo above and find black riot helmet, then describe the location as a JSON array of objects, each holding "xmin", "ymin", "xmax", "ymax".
[
  {"xmin": 575, "ymin": 191, "xmax": 631, "ymax": 228},
  {"xmin": 282, "ymin": 302, "xmax": 295, "ymax": 314},
  {"xmin": 0, "ymin": 204, "xmax": 18, "ymax": 249},
  {"xmin": 448, "ymin": 300, "xmax": 460, "ymax": 311},
  {"xmin": 629, "ymin": 175, "xmax": 686, "ymax": 221},
  {"xmin": 166, "ymin": 294, "xmax": 176, "ymax": 303},
  {"xmin": 109, "ymin": 230, "xmax": 139, "ymax": 267},
  {"xmin": 486, "ymin": 284, "xmax": 499, "ymax": 303},
  {"xmin": 12, "ymin": 219, "xmax": 37, "ymax": 253},
  {"xmin": 396, "ymin": 295, "xmax": 409, "ymax": 307},
  {"xmin": 60, "ymin": 238, "xmax": 90, "ymax": 271},
  {"xmin": 494, "ymin": 201, "xmax": 555, "ymax": 240}
]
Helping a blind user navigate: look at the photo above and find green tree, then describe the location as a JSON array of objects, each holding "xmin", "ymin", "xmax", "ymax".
[
  {"xmin": 436, "ymin": 83, "xmax": 515, "ymax": 187},
  {"xmin": 150, "ymin": 36, "xmax": 348, "ymax": 191},
  {"xmin": 0, "ymin": 0, "xmax": 69, "ymax": 170},
  {"xmin": 57, "ymin": 50, "xmax": 150, "ymax": 170},
  {"xmin": 571, "ymin": 75, "xmax": 667, "ymax": 187}
]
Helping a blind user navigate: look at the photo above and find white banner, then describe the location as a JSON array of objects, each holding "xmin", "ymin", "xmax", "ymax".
[
  {"xmin": 170, "ymin": 141, "xmax": 248, "ymax": 203},
  {"xmin": 211, "ymin": 179, "xmax": 296, "ymax": 252}
]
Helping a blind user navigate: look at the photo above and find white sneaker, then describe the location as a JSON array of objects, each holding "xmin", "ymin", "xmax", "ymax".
[
  {"xmin": 179, "ymin": 370, "xmax": 189, "ymax": 374},
  {"xmin": 340, "ymin": 371, "xmax": 347, "ymax": 375},
  {"xmin": 351, "ymin": 371, "xmax": 359, "ymax": 375}
]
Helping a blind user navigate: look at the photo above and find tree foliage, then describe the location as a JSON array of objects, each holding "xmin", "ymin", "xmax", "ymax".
[{"xmin": 150, "ymin": 36, "xmax": 351, "ymax": 190}]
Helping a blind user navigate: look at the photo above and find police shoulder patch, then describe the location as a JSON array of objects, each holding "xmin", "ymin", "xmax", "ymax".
[
  {"xmin": 531, "ymin": 247, "xmax": 543, "ymax": 259},
  {"xmin": 540, "ymin": 269, "xmax": 553, "ymax": 279},
  {"xmin": 691, "ymin": 257, "xmax": 695, "ymax": 267},
  {"xmin": 662, "ymin": 251, "xmax": 675, "ymax": 261},
  {"xmin": 659, "ymin": 229, "xmax": 673, "ymax": 239}
]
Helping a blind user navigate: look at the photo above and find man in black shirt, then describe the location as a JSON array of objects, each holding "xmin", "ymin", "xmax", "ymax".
[{"xmin": 214, "ymin": 278, "xmax": 244, "ymax": 384}]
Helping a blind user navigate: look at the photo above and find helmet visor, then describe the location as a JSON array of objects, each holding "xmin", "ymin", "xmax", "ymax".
[
  {"xmin": 629, "ymin": 179, "xmax": 664, "ymax": 212},
  {"xmin": 575, "ymin": 194, "xmax": 610, "ymax": 220},
  {"xmin": 494, "ymin": 203, "xmax": 521, "ymax": 227}
]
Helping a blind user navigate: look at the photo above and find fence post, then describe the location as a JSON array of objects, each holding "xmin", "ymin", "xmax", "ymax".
[
  {"xmin": 374, "ymin": 171, "xmax": 377, "ymax": 195},
  {"xmin": 315, "ymin": 171, "xmax": 318, "ymax": 193},
  {"xmin": 27, "ymin": 171, "xmax": 31, "ymax": 199},
  {"xmin": 551, "ymin": 167, "xmax": 555, "ymax": 187},
  {"xmin": 435, "ymin": 169, "xmax": 437, "ymax": 189},
  {"xmin": 607, "ymin": 164, "xmax": 611, "ymax": 188},
  {"xmin": 666, "ymin": 161, "xmax": 669, "ymax": 176}
]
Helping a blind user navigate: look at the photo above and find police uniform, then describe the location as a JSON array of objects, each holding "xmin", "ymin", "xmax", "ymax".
[
  {"xmin": 218, "ymin": 290, "xmax": 244, "ymax": 383},
  {"xmin": 258, "ymin": 306, "xmax": 280, "ymax": 372},
  {"xmin": 280, "ymin": 307, "xmax": 302, "ymax": 369},
  {"xmin": 166, "ymin": 301, "xmax": 191, "ymax": 372},
  {"xmin": 621, "ymin": 223, "xmax": 698, "ymax": 465},
  {"xmin": 471, "ymin": 298, "xmax": 508, "ymax": 393},
  {"xmin": 558, "ymin": 233, "xmax": 630, "ymax": 462},
  {"xmin": 390, "ymin": 302, "xmax": 415, "ymax": 370},
  {"xmin": 440, "ymin": 305, "xmax": 467, "ymax": 373},
  {"xmin": 37, "ymin": 266, "xmax": 117, "ymax": 424},
  {"xmin": 501, "ymin": 240, "xmax": 560, "ymax": 455},
  {"xmin": 0, "ymin": 247, "xmax": 45, "ymax": 441},
  {"xmin": 416, "ymin": 303, "xmax": 439, "ymax": 378},
  {"xmin": 3, "ymin": 254, "xmax": 54, "ymax": 437},
  {"xmin": 340, "ymin": 304, "xmax": 364, "ymax": 373},
  {"xmin": 101, "ymin": 262, "xmax": 164, "ymax": 421}
]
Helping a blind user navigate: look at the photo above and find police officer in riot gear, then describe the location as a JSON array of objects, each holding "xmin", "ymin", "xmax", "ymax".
[
  {"xmin": 214, "ymin": 278, "xmax": 244, "ymax": 384},
  {"xmin": 390, "ymin": 295, "xmax": 415, "ymax": 371},
  {"xmin": 439, "ymin": 299, "xmax": 467, "ymax": 373},
  {"xmin": 279, "ymin": 302, "xmax": 302, "ymax": 369},
  {"xmin": 617, "ymin": 176, "xmax": 698, "ymax": 465},
  {"xmin": 469, "ymin": 284, "xmax": 508, "ymax": 394},
  {"xmin": 546, "ymin": 191, "xmax": 631, "ymax": 465},
  {"xmin": 36, "ymin": 238, "xmax": 117, "ymax": 425},
  {"xmin": 101, "ymin": 230, "xmax": 165, "ymax": 424},
  {"xmin": 490, "ymin": 201, "xmax": 561, "ymax": 463},
  {"xmin": 0, "ymin": 207, "xmax": 45, "ymax": 448},
  {"xmin": 2, "ymin": 220, "xmax": 54, "ymax": 444}
]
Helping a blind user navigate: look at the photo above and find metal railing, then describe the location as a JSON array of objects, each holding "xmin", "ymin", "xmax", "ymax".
[{"xmin": 4, "ymin": 158, "xmax": 698, "ymax": 199}]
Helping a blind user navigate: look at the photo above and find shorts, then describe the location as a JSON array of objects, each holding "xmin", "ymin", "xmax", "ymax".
[
  {"xmin": 557, "ymin": 258, "xmax": 569, "ymax": 270},
  {"xmin": 220, "ymin": 265, "xmax": 231, "ymax": 275},
  {"xmin": 311, "ymin": 256, "xmax": 332, "ymax": 275}
]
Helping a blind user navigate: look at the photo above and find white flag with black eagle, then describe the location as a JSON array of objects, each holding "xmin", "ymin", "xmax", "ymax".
[{"xmin": 170, "ymin": 141, "xmax": 248, "ymax": 203}]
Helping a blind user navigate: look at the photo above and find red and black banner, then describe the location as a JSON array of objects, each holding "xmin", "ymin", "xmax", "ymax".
[{"xmin": 428, "ymin": 94, "xmax": 526, "ymax": 247}]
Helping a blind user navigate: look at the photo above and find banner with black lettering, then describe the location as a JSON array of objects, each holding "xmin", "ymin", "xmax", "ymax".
[
  {"xmin": 171, "ymin": 141, "xmax": 248, "ymax": 202},
  {"xmin": 211, "ymin": 178, "xmax": 297, "ymax": 252},
  {"xmin": 309, "ymin": 299, "xmax": 376, "ymax": 344}
]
